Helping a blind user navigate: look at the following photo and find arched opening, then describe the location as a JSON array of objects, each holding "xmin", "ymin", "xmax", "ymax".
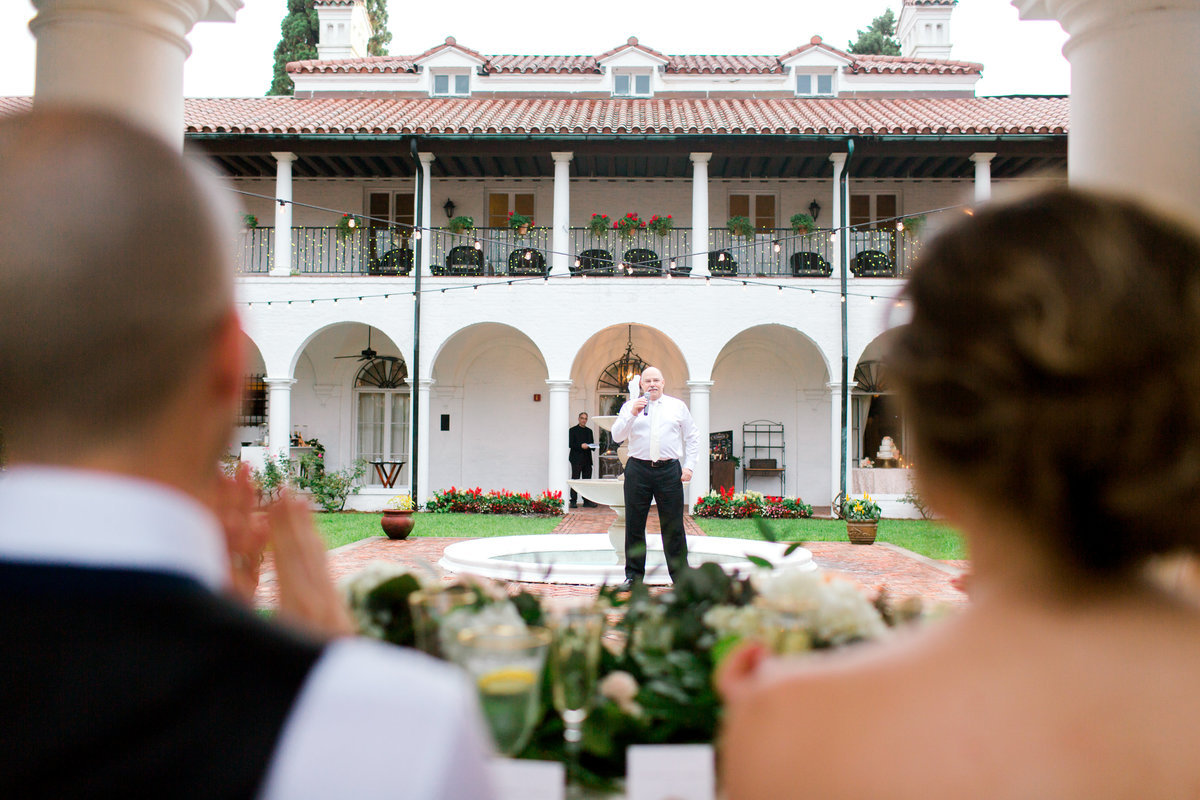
[{"xmin": 353, "ymin": 356, "xmax": 410, "ymax": 487}]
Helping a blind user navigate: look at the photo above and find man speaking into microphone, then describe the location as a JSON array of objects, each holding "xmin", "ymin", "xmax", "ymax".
[{"xmin": 610, "ymin": 367, "xmax": 700, "ymax": 589}]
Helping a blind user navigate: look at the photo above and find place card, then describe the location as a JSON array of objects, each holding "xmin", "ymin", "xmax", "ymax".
[
  {"xmin": 489, "ymin": 758, "xmax": 564, "ymax": 800},
  {"xmin": 627, "ymin": 744, "xmax": 715, "ymax": 800}
]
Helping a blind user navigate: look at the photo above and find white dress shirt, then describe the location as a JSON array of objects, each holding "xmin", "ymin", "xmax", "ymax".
[
  {"xmin": 611, "ymin": 394, "xmax": 701, "ymax": 471},
  {"xmin": 0, "ymin": 466, "xmax": 497, "ymax": 800}
]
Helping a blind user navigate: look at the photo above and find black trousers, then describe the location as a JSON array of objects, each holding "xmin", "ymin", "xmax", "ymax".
[
  {"xmin": 623, "ymin": 458, "xmax": 688, "ymax": 582},
  {"xmin": 569, "ymin": 461, "xmax": 592, "ymax": 505}
]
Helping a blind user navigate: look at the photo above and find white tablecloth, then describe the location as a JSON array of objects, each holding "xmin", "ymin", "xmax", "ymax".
[{"xmin": 852, "ymin": 468, "xmax": 913, "ymax": 495}]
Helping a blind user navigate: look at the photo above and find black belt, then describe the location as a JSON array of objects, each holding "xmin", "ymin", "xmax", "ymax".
[{"xmin": 628, "ymin": 457, "xmax": 678, "ymax": 468}]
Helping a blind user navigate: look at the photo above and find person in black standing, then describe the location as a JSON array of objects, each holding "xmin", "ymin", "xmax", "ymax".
[
  {"xmin": 611, "ymin": 367, "xmax": 700, "ymax": 588},
  {"xmin": 568, "ymin": 412, "xmax": 597, "ymax": 508}
]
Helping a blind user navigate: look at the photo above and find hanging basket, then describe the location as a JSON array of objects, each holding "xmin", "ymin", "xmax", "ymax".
[{"xmin": 846, "ymin": 520, "xmax": 878, "ymax": 545}]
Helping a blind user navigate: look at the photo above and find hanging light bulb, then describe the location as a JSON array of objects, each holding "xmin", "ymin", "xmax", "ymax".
[
  {"xmin": 840, "ymin": 294, "xmax": 846, "ymax": 303},
  {"xmin": 963, "ymin": 208, "xmax": 974, "ymax": 216},
  {"xmin": 896, "ymin": 221, "xmax": 904, "ymax": 231},
  {"xmin": 772, "ymin": 240, "xmax": 781, "ymax": 253},
  {"xmin": 474, "ymin": 239, "xmax": 482, "ymax": 250},
  {"xmin": 830, "ymin": 231, "xmax": 838, "ymax": 241},
  {"xmin": 348, "ymin": 217, "xmax": 357, "ymax": 228},
  {"xmin": 718, "ymin": 252, "xmax": 726, "ymax": 262},
  {"xmin": 414, "ymin": 229, "xmax": 422, "ymax": 240},
  {"xmin": 524, "ymin": 250, "xmax": 532, "ymax": 261},
  {"xmin": 669, "ymin": 258, "xmax": 677, "ymax": 270}
]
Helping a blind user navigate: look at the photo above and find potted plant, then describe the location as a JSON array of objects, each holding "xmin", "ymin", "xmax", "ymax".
[
  {"xmin": 647, "ymin": 214, "xmax": 673, "ymax": 237},
  {"xmin": 614, "ymin": 213, "xmax": 646, "ymax": 239},
  {"xmin": 447, "ymin": 215, "xmax": 474, "ymax": 235},
  {"xmin": 242, "ymin": 213, "xmax": 258, "ymax": 229},
  {"xmin": 789, "ymin": 212, "xmax": 816, "ymax": 235},
  {"xmin": 381, "ymin": 493, "xmax": 417, "ymax": 540},
  {"xmin": 507, "ymin": 211, "xmax": 534, "ymax": 236},
  {"xmin": 840, "ymin": 492, "xmax": 882, "ymax": 545},
  {"xmin": 336, "ymin": 214, "xmax": 357, "ymax": 240},
  {"xmin": 589, "ymin": 213, "xmax": 611, "ymax": 236},
  {"xmin": 726, "ymin": 215, "xmax": 755, "ymax": 239},
  {"xmin": 901, "ymin": 214, "xmax": 926, "ymax": 238}
]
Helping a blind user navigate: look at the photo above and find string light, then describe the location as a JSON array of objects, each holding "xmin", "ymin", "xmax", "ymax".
[
  {"xmin": 772, "ymin": 240, "xmax": 781, "ymax": 253},
  {"xmin": 669, "ymin": 258, "xmax": 677, "ymax": 270},
  {"xmin": 474, "ymin": 239, "xmax": 482, "ymax": 250}
]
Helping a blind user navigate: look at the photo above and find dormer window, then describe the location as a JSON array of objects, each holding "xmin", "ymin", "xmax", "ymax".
[
  {"xmin": 613, "ymin": 70, "xmax": 652, "ymax": 97},
  {"xmin": 432, "ymin": 70, "xmax": 470, "ymax": 97},
  {"xmin": 796, "ymin": 71, "xmax": 835, "ymax": 96}
]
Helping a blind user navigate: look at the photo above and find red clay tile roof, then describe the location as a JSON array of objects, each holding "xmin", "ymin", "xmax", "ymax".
[
  {"xmin": 850, "ymin": 54, "xmax": 983, "ymax": 74},
  {"xmin": 179, "ymin": 96, "xmax": 1067, "ymax": 136},
  {"xmin": 286, "ymin": 37, "xmax": 981, "ymax": 76}
]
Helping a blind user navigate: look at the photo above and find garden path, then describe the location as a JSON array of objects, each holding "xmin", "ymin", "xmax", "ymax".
[{"xmin": 254, "ymin": 506, "xmax": 967, "ymax": 609}]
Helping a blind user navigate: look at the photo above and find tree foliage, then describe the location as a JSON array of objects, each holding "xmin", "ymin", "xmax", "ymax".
[
  {"xmin": 365, "ymin": 0, "xmax": 391, "ymax": 56},
  {"xmin": 847, "ymin": 8, "xmax": 902, "ymax": 56},
  {"xmin": 268, "ymin": 0, "xmax": 319, "ymax": 96}
]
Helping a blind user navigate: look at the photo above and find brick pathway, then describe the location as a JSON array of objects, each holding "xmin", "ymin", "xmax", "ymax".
[{"xmin": 255, "ymin": 507, "xmax": 967, "ymax": 609}]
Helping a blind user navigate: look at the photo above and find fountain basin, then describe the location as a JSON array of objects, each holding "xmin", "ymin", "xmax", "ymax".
[{"xmin": 439, "ymin": 533, "xmax": 816, "ymax": 586}]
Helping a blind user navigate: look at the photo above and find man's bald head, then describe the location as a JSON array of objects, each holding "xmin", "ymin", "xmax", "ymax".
[
  {"xmin": 0, "ymin": 109, "xmax": 237, "ymax": 458},
  {"xmin": 640, "ymin": 367, "xmax": 665, "ymax": 400}
]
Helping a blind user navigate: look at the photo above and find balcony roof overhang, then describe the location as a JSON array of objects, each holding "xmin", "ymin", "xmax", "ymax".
[{"xmin": 190, "ymin": 132, "xmax": 1066, "ymax": 181}]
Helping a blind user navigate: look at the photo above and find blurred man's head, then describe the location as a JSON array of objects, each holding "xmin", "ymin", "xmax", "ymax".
[
  {"xmin": 0, "ymin": 109, "xmax": 241, "ymax": 478},
  {"xmin": 640, "ymin": 367, "xmax": 665, "ymax": 401}
]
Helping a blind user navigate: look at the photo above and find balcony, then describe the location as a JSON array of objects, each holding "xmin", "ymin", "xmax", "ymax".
[{"xmin": 235, "ymin": 226, "xmax": 917, "ymax": 278}]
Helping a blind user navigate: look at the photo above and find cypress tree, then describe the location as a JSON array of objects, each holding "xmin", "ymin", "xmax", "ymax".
[
  {"xmin": 268, "ymin": 0, "xmax": 319, "ymax": 96},
  {"xmin": 847, "ymin": 8, "xmax": 902, "ymax": 56}
]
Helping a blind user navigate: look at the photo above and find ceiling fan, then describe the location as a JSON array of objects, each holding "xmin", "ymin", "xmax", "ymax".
[{"xmin": 335, "ymin": 326, "xmax": 397, "ymax": 362}]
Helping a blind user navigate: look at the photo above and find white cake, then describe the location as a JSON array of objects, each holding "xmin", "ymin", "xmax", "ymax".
[{"xmin": 877, "ymin": 436, "xmax": 896, "ymax": 460}]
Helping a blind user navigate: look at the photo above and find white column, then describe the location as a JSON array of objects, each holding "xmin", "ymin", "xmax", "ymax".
[
  {"xmin": 547, "ymin": 380, "xmax": 572, "ymax": 503},
  {"xmin": 686, "ymin": 380, "xmax": 713, "ymax": 512},
  {"xmin": 30, "ymin": 0, "xmax": 240, "ymax": 148},
  {"xmin": 418, "ymin": 152, "xmax": 435, "ymax": 277},
  {"xmin": 271, "ymin": 152, "xmax": 296, "ymax": 276},
  {"xmin": 970, "ymin": 152, "xmax": 995, "ymax": 204},
  {"xmin": 550, "ymin": 152, "xmax": 573, "ymax": 277},
  {"xmin": 690, "ymin": 152, "xmax": 712, "ymax": 277},
  {"xmin": 416, "ymin": 378, "xmax": 434, "ymax": 504},
  {"xmin": 827, "ymin": 381, "xmax": 850, "ymax": 506},
  {"xmin": 1013, "ymin": 0, "xmax": 1200, "ymax": 220},
  {"xmin": 829, "ymin": 153, "xmax": 847, "ymax": 280},
  {"xmin": 265, "ymin": 378, "xmax": 295, "ymax": 460}
]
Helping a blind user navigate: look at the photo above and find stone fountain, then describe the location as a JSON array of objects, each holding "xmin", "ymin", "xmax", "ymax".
[{"xmin": 440, "ymin": 415, "xmax": 818, "ymax": 585}]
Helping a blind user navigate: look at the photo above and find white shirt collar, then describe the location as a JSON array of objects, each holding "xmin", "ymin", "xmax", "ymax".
[{"xmin": 0, "ymin": 465, "xmax": 230, "ymax": 591}]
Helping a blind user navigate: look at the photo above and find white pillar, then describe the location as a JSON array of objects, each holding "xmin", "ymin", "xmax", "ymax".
[
  {"xmin": 547, "ymin": 379, "xmax": 572, "ymax": 503},
  {"xmin": 1013, "ymin": 0, "xmax": 1200, "ymax": 220},
  {"xmin": 686, "ymin": 380, "xmax": 713, "ymax": 512},
  {"xmin": 265, "ymin": 377, "xmax": 295, "ymax": 460},
  {"xmin": 550, "ymin": 152, "xmax": 573, "ymax": 277},
  {"xmin": 418, "ymin": 152, "xmax": 435, "ymax": 277},
  {"xmin": 829, "ymin": 153, "xmax": 847, "ymax": 280},
  {"xmin": 30, "ymin": 0, "xmax": 240, "ymax": 148},
  {"xmin": 827, "ymin": 381, "xmax": 850, "ymax": 507},
  {"xmin": 271, "ymin": 152, "xmax": 296, "ymax": 276},
  {"xmin": 690, "ymin": 152, "xmax": 712, "ymax": 277},
  {"xmin": 416, "ymin": 378, "xmax": 434, "ymax": 504},
  {"xmin": 970, "ymin": 152, "xmax": 995, "ymax": 204}
]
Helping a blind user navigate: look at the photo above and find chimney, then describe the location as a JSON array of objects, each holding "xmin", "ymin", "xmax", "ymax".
[
  {"xmin": 315, "ymin": 0, "xmax": 371, "ymax": 60},
  {"xmin": 897, "ymin": 0, "xmax": 956, "ymax": 59}
]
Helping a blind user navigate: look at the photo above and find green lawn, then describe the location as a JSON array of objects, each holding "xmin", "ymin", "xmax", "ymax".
[
  {"xmin": 314, "ymin": 512, "xmax": 966, "ymax": 561},
  {"xmin": 314, "ymin": 512, "xmax": 562, "ymax": 549},
  {"xmin": 691, "ymin": 517, "xmax": 968, "ymax": 561}
]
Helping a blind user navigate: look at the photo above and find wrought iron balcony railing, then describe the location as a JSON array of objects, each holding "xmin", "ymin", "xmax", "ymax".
[{"xmin": 233, "ymin": 225, "xmax": 918, "ymax": 278}]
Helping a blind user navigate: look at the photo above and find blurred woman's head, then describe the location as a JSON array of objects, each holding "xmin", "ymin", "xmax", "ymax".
[{"xmin": 890, "ymin": 189, "xmax": 1200, "ymax": 573}]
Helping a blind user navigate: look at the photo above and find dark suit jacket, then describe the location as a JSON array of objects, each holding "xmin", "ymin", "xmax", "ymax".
[{"xmin": 569, "ymin": 424, "xmax": 595, "ymax": 467}]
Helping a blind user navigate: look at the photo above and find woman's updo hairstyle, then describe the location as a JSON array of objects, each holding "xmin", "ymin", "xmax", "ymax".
[{"xmin": 889, "ymin": 189, "xmax": 1200, "ymax": 573}]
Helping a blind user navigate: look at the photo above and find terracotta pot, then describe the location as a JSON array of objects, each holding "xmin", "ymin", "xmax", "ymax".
[
  {"xmin": 516, "ymin": 224, "xmax": 529, "ymax": 236},
  {"xmin": 846, "ymin": 519, "xmax": 878, "ymax": 545},
  {"xmin": 381, "ymin": 509, "xmax": 416, "ymax": 540}
]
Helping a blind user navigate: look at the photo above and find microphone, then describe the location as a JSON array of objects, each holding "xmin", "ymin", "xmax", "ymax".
[{"xmin": 642, "ymin": 394, "xmax": 650, "ymax": 416}]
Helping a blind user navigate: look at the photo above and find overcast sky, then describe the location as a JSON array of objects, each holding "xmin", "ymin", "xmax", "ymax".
[{"xmin": 0, "ymin": 0, "xmax": 1070, "ymax": 98}]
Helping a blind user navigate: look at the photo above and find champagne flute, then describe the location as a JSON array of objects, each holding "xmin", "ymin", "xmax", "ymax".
[
  {"xmin": 548, "ymin": 604, "xmax": 606, "ymax": 795},
  {"xmin": 453, "ymin": 625, "xmax": 551, "ymax": 757},
  {"xmin": 407, "ymin": 585, "xmax": 477, "ymax": 659}
]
